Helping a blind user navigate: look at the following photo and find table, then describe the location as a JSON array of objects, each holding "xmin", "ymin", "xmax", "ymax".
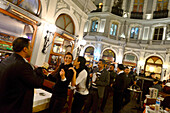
[
  {"xmin": 143, "ymin": 105, "xmax": 169, "ymax": 113},
  {"xmin": 33, "ymin": 89, "xmax": 52, "ymax": 112},
  {"xmin": 127, "ymin": 88, "xmax": 143, "ymax": 109}
]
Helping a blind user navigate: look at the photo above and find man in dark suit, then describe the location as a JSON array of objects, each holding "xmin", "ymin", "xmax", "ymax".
[
  {"xmin": 123, "ymin": 66, "xmax": 134, "ymax": 106},
  {"xmin": 0, "ymin": 37, "xmax": 45, "ymax": 113},
  {"xmin": 113, "ymin": 64, "xmax": 126, "ymax": 113},
  {"xmin": 83, "ymin": 59, "xmax": 110, "ymax": 113},
  {"xmin": 100, "ymin": 63, "xmax": 117, "ymax": 112}
]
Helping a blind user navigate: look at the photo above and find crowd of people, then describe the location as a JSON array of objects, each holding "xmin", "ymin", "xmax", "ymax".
[{"xmin": 0, "ymin": 37, "xmax": 170, "ymax": 113}]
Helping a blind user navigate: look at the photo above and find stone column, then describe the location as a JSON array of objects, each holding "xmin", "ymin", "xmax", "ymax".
[
  {"xmin": 116, "ymin": 45, "xmax": 124, "ymax": 63},
  {"xmin": 93, "ymin": 40, "xmax": 102, "ymax": 65},
  {"xmin": 151, "ymin": 0, "xmax": 157, "ymax": 19},
  {"xmin": 168, "ymin": 0, "xmax": 170, "ymax": 17},
  {"xmin": 149, "ymin": 27, "xmax": 154, "ymax": 44},
  {"xmin": 143, "ymin": 0, "xmax": 148, "ymax": 19},
  {"xmin": 161, "ymin": 25, "xmax": 167, "ymax": 44},
  {"xmin": 122, "ymin": 0, "xmax": 127, "ymax": 11},
  {"xmin": 128, "ymin": 0, "xmax": 134, "ymax": 18},
  {"xmin": 109, "ymin": 0, "xmax": 114, "ymax": 12}
]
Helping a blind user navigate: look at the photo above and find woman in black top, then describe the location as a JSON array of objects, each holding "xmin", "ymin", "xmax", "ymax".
[{"xmin": 49, "ymin": 52, "xmax": 76, "ymax": 113}]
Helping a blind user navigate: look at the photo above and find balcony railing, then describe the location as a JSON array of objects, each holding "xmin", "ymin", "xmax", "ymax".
[
  {"xmin": 130, "ymin": 12, "xmax": 143, "ymax": 19},
  {"xmin": 91, "ymin": 5, "xmax": 102, "ymax": 12},
  {"xmin": 153, "ymin": 10, "xmax": 169, "ymax": 19},
  {"xmin": 111, "ymin": 7, "xmax": 123, "ymax": 17}
]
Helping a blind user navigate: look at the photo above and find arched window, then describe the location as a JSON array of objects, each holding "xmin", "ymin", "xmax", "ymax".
[
  {"xmin": 153, "ymin": 27, "xmax": 164, "ymax": 40},
  {"xmin": 156, "ymin": 0, "xmax": 169, "ymax": 11},
  {"xmin": 7, "ymin": 0, "xmax": 41, "ymax": 16},
  {"xmin": 110, "ymin": 23, "xmax": 118, "ymax": 36},
  {"xmin": 102, "ymin": 49, "xmax": 115, "ymax": 65},
  {"xmin": 123, "ymin": 53, "xmax": 138, "ymax": 67},
  {"xmin": 91, "ymin": 20, "xmax": 98, "ymax": 32},
  {"xmin": 145, "ymin": 56, "xmax": 163, "ymax": 79},
  {"xmin": 55, "ymin": 14, "xmax": 75, "ymax": 35},
  {"xmin": 133, "ymin": 0, "xmax": 144, "ymax": 12},
  {"xmin": 84, "ymin": 46, "xmax": 94, "ymax": 65},
  {"xmin": 130, "ymin": 27, "xmax": 139, "ymax": 39}
]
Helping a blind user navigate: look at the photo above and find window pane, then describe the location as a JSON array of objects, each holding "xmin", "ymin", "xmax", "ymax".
[
  {"xmin": 158, "ymin": 35, "xmax": 162, "ymax": 40},
  {"xmin": 130, "ymin": 28, "xmax": 135, "ymax": 38},
  {"xmin": 153, "ymin": 35, "xmax": 158, "ymax": 40},
  {"xmin": 110, "ymin": 24, "xmax": 114, "ymax": 35},
  {"xmin": 91, "ymin": 21, "xmax": 96, "ymax": 31},
  {"xmin": 157, "ymin": 3, "xmax": 162, "ymax": 11},
  {"xmin": 134, "ymin": 35, "xmax": 138, "ymax": 39},
  {"xmin": 135, "ymin": 28, "xmax": 139, "ymax": 35},
  {"xmin": 134, "ymin": 0, "xmax": 138, "ymax": 3},
  {"xmin": 94, "ymin": 22, "xmax": 98, "ymax": 32},
  {"xmin": 139, "ymin": 5, "xmax": 143, "ymax": 12},
  {"xmin": 140, "ymin": 0, "xmax": 144, "ymax": 3},
  {"xmin": 113, "ymin": 25, "xmax": 117, "ymax": 36},
  {"xmin": 159, "ymin": 28, "xmax": 163, "ymax": 34},
  {"xmin": 133, "ymin": 5, "xmax": 138, "ymax": 12},
  {"xmin": 163, "ymin": 3, "xmax": 168, "ymax": 10},
  {"xmin": 155, "ymin": 28, "xmax": 158, "ymax": 34}
]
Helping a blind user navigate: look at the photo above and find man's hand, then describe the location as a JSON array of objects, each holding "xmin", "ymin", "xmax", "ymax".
[
  {"xmin": 42, "ymin": 69, "xmax": 49, "ymax": 75},
  {"xmin": 134, "ymin": 81, "xmax": 136, "ymax": 85},
  {"xmin": 110, "ymin": 84, "xmax": 113, "ymax": 87},
  {"xmin": 60, "ymin": 69, "xmax": 66, "ymax": 80}
]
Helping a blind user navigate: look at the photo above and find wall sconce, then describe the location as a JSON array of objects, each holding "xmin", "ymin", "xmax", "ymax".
[
  {"xmin": 138, "ymin": 60, "xmax": 145, "ymax": 70},
  {"xmin": 163, "ymin": 64, "xmax": 168, "ymax": 77},
  {"xmin": 42, "ymin": 30, "xmax": 53, "ymax": 54},
  {"xmin": 76, "ymin": 39, "xmax": 86, "ymax": 57}
]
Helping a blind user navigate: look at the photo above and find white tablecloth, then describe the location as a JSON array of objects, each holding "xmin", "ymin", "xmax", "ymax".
[{"xmin": 33, "ymin": 89, "xmax": 52, "ymax": 112}]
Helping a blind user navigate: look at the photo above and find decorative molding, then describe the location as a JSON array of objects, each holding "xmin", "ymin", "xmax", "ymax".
[
  {"xmin": 74, "ymin": 12, "xmax": 81, "ymax": 24},
  {"xmin": 56, "ymin": 0, "xmax": 68, "ymax": 12}
]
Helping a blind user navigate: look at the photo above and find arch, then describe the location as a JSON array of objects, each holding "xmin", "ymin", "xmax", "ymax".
[
  {"xmin": 54, "ymin": 9, "xmax": 79, "ymax": 36},
  {"xmin": 101, "ymin": 47, "xmax": 118, "ymax": 59},
  {"xmin": 83, "ymin": 44, "xmax": 96, "ymax": 53},
  {"xmin": 83, "ymin": 45, "xmax": 95, "ymax": 65},
  {"xmin": 144, "ymin": 55, "xmax": 164, "ymax": 79},
  {"xmin": 56, "ymin": 14, "xmax": 75, "ymax": 35},
  {"xmin": 144, "ymin": 54, "xmax": 164, "ymax": 63},
  {"xmin": 123, "ymin": 52, "xmax": 138, "ymax": 67},
  {"xmin": 124, "ymin": 51, "xmax": 139, "ymax": 61},
  {"xmin": 101, "ymin": 48, "xmax": 117, "ymax": 64}
]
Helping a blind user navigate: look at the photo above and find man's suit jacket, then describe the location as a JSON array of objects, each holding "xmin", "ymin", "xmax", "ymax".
[
  {"xmin": 96, "ymin": 68, "xmax": 110, "ymax": 98},
  {"xmin": 114, "ymin": 72, "xmax": 126, "ymax": 93},
  {"xmin": 0, "ymin": 53, "xmax": 44, "ymax": 113}
]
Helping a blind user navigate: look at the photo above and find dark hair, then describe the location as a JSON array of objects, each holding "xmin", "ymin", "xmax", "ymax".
[
  {"xmin": 5, "ymin": 53, "xmax": 11, "ymax": 56},
  {"xmin": 78, "ymin": 56, "xmax": 86, "ymax": 69},
  {"xmin": 110, "ymin": 64, "xmax": 115, "ymax": 68},
  {"xmin": 99, "ymin": 59, "xmax": 105, "ymax": 64},
  {"xmin": 64, "ymin": 52, "xmax": 73, "ymax": 60},
  {"xmin": 12, "ymin": 37, "xmax": 30, "ymax": 52},
  {"xmin": 158, "ymin": 81, "xmax": 163, "ymax": 85},
  {"xmin": 124, "ymin": 66, "xmax": 129, "ymax": 70},
  {"xmin": 118, "ymin": 64, "xmax": 124, "ymax": 70}
]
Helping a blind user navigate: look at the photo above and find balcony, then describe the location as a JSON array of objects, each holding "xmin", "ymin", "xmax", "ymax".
[
  {"xmin": 111, "ymin": 6, "xmax": 123, "ymax": 17},
  {"xmin": 130, "ymin": 12, "xmax": 143, "ymax": 19},
  {"xmin": 91, "ymin": 5, "xmax": 102, "ymax": 12},
  {"xmin": 153, "ymin": 10, "xmax": 169, "ymax": 19}
]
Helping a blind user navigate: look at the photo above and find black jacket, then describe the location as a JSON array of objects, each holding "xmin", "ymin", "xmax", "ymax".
[
  {"xmin": 51, "ymin": 63, "xmax": 74, "ymax": 98},
  {"xmin": 0, "ymin": 53, "xmax": 44, "ymax": 113},
  {"xmin": 114, "ymin": 72, "xmax": 126, "ymax": 93}
]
